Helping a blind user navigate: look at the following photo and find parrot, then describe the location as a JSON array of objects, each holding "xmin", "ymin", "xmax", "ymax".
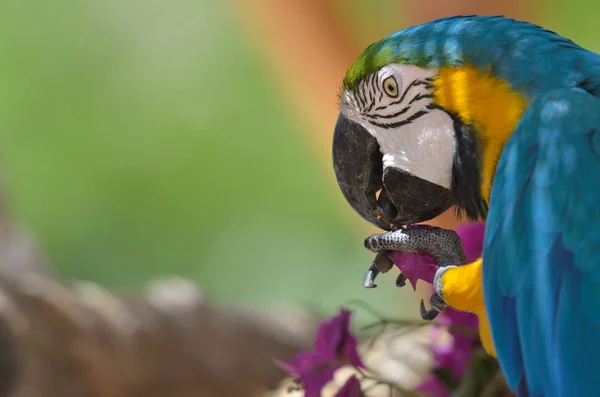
[{"xmin": 331, "ymin": 15, "xmax": 600, "ymax": 397}]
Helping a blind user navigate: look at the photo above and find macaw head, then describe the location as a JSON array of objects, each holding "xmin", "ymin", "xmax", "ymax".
[
  {"xmin": 333, "ymin": 59, "xmax": 486, "ymax": 230},
  {"xmin": 332, "ymin": 16, "xmax": 533, "ymax": 230},
  {"xmin": 334, "ymin": 62, "xmax": 458, "ymax": 230}
]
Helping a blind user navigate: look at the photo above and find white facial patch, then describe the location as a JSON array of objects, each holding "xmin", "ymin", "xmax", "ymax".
[
  {"xmin": 339, "ymin": 64, "xmax": 456, "ymax": 189},
  {"xmin": 379, "ymin": 110, "xmax": 455, "ymax": 189}
]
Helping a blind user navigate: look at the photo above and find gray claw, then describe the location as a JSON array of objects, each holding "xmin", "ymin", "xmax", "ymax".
[
  {"xmin": 419, "ymin": 293, "xmax": 447, "ymax": 321},
  {"xmin": 362, "ymin": 251, "xmax": 394, "ymax": 289},
  {"xmin": 420, "ymin": 299, "xmax": 440, "ymax": 320},
  {"xmin": 363, "ymin": 265, "xmax": 380, "ymax": 288},
  {"xmin": 395, "ymin": 273, "xmax": 407, "ymax": 287}
]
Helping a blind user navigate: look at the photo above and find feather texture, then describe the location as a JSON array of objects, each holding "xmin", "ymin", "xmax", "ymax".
[
  {"xmin": 484, "ymin": 88, "xmax": 600, "ymax": 397},
  {"xmin": 344, "ymin": 16, "xmax": 600, "ymax": 99},
  {"xmin": 344, "ymin": 17, "xmax": 600, "ymax": 396}
]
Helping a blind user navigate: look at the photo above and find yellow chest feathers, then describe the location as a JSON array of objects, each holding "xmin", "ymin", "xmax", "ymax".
[{"xmin": 431, "ymin": 66, "xmax": 529, "ymax": 203}]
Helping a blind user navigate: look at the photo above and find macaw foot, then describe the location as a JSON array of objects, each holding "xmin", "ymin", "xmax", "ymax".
[
  {"xmin": 363, "ymin": 226, "xmax": 466, "ymax": 320},
  {"xmin": 414, "ymin": 266, "xmax": 460, "ymax": 320},
  {"xmin": 419, "ymin": 264, "xmax": 471, "ymax": 320},
  {"xmin": 432, "ymin": 259, "xmax": 494, "ymax": 355}
]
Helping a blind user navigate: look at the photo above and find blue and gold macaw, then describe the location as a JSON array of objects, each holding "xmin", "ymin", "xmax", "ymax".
[{"xmin": 332, "ymin": 15, "xmax": 600, "ymax": 397}]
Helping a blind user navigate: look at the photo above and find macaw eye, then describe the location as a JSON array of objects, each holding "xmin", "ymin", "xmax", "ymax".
[{"xmin": 382, "ymin": 76, "xmax": 399, "ymax": 98}]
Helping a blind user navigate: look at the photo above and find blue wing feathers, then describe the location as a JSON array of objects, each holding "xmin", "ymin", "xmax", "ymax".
[
  {"xmin": 554, "ymin": 264, "xmax": 599, "ymax": 396},
  {"xmin": 516, "ymin": 289, "xmax": 550, "ymax": 397},
  {"xmin": 384, "ymin": 16, "xmax": 600, "ymax": 99},
  {"xmin": 518, "ymin": 380, "xmax": 531, "ymax": 397},
  {"xmin": 484, "ymin": 88, "xmax": 600, "ymax": 397},
  {"xmin": 485, "ymin": 294, "xmax": 524, "ymax": 389}
]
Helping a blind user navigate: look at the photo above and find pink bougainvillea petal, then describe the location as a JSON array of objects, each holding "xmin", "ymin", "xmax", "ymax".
[
  {"xmin": 412, "ymin": 222, "xmax": 485, "ymax": 394},
  {"xmin": 314, "ymin": 309, "xmax": 348, "ymax": 360},
  {"xmin": 275, "ymin": 352, "xmax": 343, "ymax": 397},
  {"xmin": 392, "ymin": 251, "xmax": 438, "ymax": 290},
  {"xmin": 391, "ymin": 224, "xmax": 439, "ymax": 289},
  {"xmin": 418, "ymin": 374, "xmax": 452, "ymax": 397},
  {"xmin": 276, "ymin": 309, "xmax": 364, "ymax": 396},
  {"xmin": 455, "ymin": 222, "xmax": 486, "ymax": 263},
  {"xmin": 314, "ymin": 309, "xmax": 364, "ymax": 368}
]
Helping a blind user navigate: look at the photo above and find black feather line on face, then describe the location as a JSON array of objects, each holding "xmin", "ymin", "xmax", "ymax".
[{"xmin": 449, "ymin": 114, "xmax": 488, "ymax": 221}]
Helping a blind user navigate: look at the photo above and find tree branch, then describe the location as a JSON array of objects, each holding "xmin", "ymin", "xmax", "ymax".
[{"xmin": 0, "ymin": 274, "xmax": 317, "ymax": 397}]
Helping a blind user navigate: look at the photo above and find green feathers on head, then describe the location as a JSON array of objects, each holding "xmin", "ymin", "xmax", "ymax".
[
  {"xmin": 342, "ymin": 36, "xmax": 436, "ymax": 90},
  {"xmin": 343, "ymin": 41, "xmax": 394, "ymax": 90}
]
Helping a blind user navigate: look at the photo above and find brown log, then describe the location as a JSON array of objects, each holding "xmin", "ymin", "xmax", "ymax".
[
  {"xmin": 0, "ymin": 159, "xmax": 318, "ymax": 397},
  {"xmin": 0, "ymin": 274, "xmax": 316, "ymax": 397}
]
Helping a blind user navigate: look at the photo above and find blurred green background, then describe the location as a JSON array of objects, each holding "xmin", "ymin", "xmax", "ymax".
[{"xmin": 0, "ymin": 0, "xmax": 596, "ymax": 316}]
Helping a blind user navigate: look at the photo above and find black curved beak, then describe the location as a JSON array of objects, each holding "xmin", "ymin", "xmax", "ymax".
[
  {"xmin": 332, "ymin": 114, "xmax": 454, "ymax": 230},
  {"xmin": 332, "ymin": 114, "xmax": 389, "ymax": 230}
]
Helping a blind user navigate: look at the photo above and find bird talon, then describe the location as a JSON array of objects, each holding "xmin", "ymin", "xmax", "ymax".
[
  {"xmin": 362, "ymin": 251, "xmax": 394, "ymax": 289},
  {"xmin": 362, "ymin": 265, "xmax": 379, "ymax": 288},
  {"xmin": 419, "ymin": 293, "xmax": 447, "ymax": 321},
  {"xmin": 420, "ymin": 299, "xmax": 440, "ymax": 320},
  {"xmin": 396, "ymin": 273, "xmax": 407, "ymax": 287}
]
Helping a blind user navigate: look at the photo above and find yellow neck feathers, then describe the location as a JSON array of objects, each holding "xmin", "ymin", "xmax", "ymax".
[{"xmin": 432, "ymin": 65, "xmax": 529, "ymax": 202}]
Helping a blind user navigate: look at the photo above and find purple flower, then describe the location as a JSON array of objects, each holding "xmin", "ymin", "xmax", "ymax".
[
  {"xmin": 276, "ymin": 309, "xmax": 364, "ymax": 397},
  {"xmin": 432, "ymin": 308, "xmax": 479, "ymax": 378},
  {"xmin": 418, "ymin": 307, "xmax": 480, "ymax": 396},
  {"xmin": 392, "ymin": 224, "xmax": 438, "ymax": 290},
  {"xmin": 276, "ymin": 352, "xmax": 339, "ymax": 397},
  {"xmin": 392, "ymin": 250, "xmax": 438, "ymax": 290},
  {"xmin": 335, "ymin": 375, "xmax": 362, "ymax": 397},
  {"xmin": 418, "ymin": 375, "xmax": 451, "ymax": 397},
  {"xmin": 456, "ymin": 222, "xmax": 486, "ymax": 263},
  {"xmin": 413, "ymin": 222, "xmax": 485, "ymax": 396},
  {"xmin": 315, "ymin": 309, "xmax": 364, "ymax": 366}
]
